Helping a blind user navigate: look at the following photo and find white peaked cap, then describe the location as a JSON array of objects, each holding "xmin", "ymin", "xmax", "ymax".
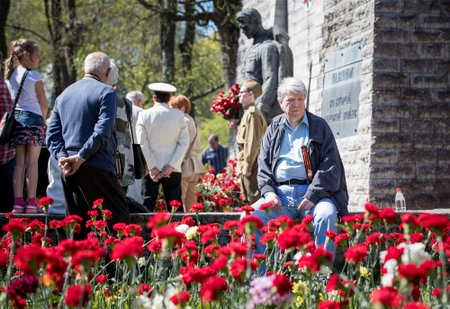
[{"xmin": 148, "ymin": 82, "xmax": 177, "ymax": 94}]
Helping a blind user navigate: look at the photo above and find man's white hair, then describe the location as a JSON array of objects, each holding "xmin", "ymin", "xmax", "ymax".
[
  {"xmin": 106, "ymin": 61, "xmax": 118, "ymax": 86},
  {"xmin": 277, "ymin": 77, "xmax": 307, "ymax": 102},
  {"xmin": 84, "ymin": 52, "xmax": 110, "ymax": 75},
  {"xmin": 126, "ymin": 90, "xmax": 144, "ymax": 105}
]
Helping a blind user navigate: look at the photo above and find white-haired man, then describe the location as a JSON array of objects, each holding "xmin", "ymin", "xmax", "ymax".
[
  {"xmin": 241, "ymin": 77, "xmax": 348, "ymax": 271},
  {"xmin": 47, "ymin": 52, "xmax": 130, "ymax": 238}
]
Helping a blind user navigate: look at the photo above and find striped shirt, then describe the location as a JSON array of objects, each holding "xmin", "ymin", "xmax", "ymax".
[
  {"xmin": 0, "ymin": 78, "xmax": 15, "ymax": 164},
  {"xmin": 201, "ymin": 144, "xmax": 228, "ymax": 174}
]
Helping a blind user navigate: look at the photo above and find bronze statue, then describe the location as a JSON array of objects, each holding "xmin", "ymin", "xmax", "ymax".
[{"xmin": 237, "ymin": 8, "xmax": 293, "ymax": 124}]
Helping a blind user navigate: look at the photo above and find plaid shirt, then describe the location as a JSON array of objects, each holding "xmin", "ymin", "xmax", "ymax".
[{"xmin": 0, "ymin": 78, "xmax": 15, "ymax": 164}]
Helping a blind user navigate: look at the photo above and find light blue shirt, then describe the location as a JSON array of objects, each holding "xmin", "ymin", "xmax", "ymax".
[{"xmin": 274, "ymin": 115, "xmax": 309, "ymax": 182}]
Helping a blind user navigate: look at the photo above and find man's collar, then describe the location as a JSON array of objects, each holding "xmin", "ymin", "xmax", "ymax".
[{"xmin": 282, "ymin": 113, "xmax": 309, "ymax": 130}]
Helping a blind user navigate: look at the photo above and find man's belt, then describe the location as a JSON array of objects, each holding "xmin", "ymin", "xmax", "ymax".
[{"xmin": 276, "ymin": 179, "xmax": 308, "ymax": 186}]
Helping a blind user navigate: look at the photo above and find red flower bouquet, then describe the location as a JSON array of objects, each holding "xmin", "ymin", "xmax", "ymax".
[{"xmin": 210, "ymin": 83, "xmax": 243, "ymax": 121}]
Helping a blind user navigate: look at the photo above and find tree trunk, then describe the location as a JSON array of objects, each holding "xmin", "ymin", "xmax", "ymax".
[
  {"xmin": 44, "ymin": 0, "xmax": 79, "ymax": 100},
  {"xmin": 0, "ymin": 0, "xmax": 11, "ymax": 64},
  {"xmin": 212, "ymin": 0, "xmax": 241, "ymax": 89},
  {"xmin": 160, "ymin": 0, "xmax": 176, "ymax": 83}
]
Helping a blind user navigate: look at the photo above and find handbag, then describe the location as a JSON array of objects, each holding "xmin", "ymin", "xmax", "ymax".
[
  {"xmin": 0, "ymin": 69, "xmax": 29, "ymax": 145},
  {"xmin": 124, "ymin": 98, "xmax": 148, "ymax": 179}
]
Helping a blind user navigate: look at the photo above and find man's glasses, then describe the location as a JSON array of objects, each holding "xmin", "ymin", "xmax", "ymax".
[{"xmin": 239, "ymin": 90, "xmax": 252, "ymax": 95}]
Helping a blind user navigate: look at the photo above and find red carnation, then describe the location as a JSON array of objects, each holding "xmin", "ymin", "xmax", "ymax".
[
  {"xmin": 147, "ymin": 212, "xmax": 171, "ymax": 229},
  {"xmin": 345, "ymin": 243, "xmax": 369, "ymax": 264},
  {"xmin": 417, "ymin": 213, "xmax": 449, "ymax": 236},
  {"xmin": 318, "ymin": 300, "xmax": 342, "ymax": 309},
  {"xmin": 298, "ymin": 246, "xmax": 333, "ymax": 272},
  {"xmin": 92, "ymin": 198, "xmax": 104, "ymax": 209},
  {"xmin": 403, "ymin": 303, "xmax": 430, "ymax": 309},
  {"xmin": 199, "ymin": 276, "xmax": 228, "ymax": 303},
  {"xmin": 169, "ymin": 200, "xmax": 182, "ymax": 211},
  {"xmin": 277, "ymin": 228, "xmax": 311, "ymax": 251},
  {"xmin": 370, "ymin": 287, "xmax": 402, "ymax": 308},
  {"xmin": 190, "ymin": 203, "xmax": 203, "ymax": 213},
  {"xmin": 138, "ymin": 283, "xmax": 152, "ymax": 295},
  {"xmin": 171, "ymin": 290, "xmax": 190, "ymax": 305},
  {"xmin": 65, "ymin": 284, "xmax": 92, "ymax": 308},
  {"xmin": 272, "ymin": 273, "xmax": 292, "ymax": 296},
  {"xmin": 111, "ymin": 236, "xmax": 144, "ymax": 262},
  {"xmin": 379, "ymin": 208, "xmax": 397, "ymax": 224},
  {"xmin": 241, "ymin": 215, "xmax": 264, "ymax": 232},
  {"xmin": 14, "ymin": 245, "xmax": 47, "ymax": 275}
]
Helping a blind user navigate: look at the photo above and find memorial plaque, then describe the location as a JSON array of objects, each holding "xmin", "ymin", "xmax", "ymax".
[{"xmin": 322, "ymin": 43, "xmax": 362, "ymax": 138}]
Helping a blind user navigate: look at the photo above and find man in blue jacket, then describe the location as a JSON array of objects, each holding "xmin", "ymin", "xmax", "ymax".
[
  {"xmin": 241, "ymin": 77, "xmax": 348, "ymax": 261},
  {"xmin": 46, "ymin": 52, "xmax": 130, "ymax": 238}
]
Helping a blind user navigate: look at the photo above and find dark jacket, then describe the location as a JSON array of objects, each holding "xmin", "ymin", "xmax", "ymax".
[{"xmin": 257, "ymin": 111, "xmax": 349, "ymax": 217}]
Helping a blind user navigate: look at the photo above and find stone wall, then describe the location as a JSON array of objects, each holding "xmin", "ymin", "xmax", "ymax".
[{"xmin": 240, "ymin": 0, "xmax": 450, "ymax": 210}]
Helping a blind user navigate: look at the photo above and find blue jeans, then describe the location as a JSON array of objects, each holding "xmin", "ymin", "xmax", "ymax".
[
  {"xmin": 241, "ymin": 184, "xmax": 338, "ymax": 262},
  {"xmin": 14, "ymin": 110, "xmax": 45, "ymax": 126}
]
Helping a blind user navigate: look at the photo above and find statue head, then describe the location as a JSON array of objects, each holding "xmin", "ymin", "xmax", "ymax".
[{"xmin": 236, "ymin": 9, "xmax": 264, "ymax": 39}]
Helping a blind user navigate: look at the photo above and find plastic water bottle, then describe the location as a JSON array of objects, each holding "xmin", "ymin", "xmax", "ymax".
[{"xmin": 394, "ymin": 188, "xmax": 406, "ymax": 211}]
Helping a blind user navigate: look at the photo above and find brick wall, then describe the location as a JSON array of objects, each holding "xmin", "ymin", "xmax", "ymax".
[{"xmin": 371, "ymin": 0, "xmax": 450, "ymax": 209}]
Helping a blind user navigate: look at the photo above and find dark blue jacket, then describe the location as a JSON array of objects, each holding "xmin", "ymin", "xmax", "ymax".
[
  {"xmin": 257, "ymin": 111, "xmax": 349, "ymax": 217},
  {"xmin": 46, "ymin": 78, "xmax": 117, "ymax": 174}
]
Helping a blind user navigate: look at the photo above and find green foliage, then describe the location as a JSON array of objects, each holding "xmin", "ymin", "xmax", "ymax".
[{"xmin": 5, "ymin": 0, "xmax": 228, "ymax": 140}]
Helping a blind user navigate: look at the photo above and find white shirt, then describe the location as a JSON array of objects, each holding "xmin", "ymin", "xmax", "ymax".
[
  {"xmin": 136, "ymin": 102, "xmax": 189, "ymax": 172},
  {"xmin": 131, "ymin": 104, "xmax": 143, "ymax": 141},
  {"xmin": 7, "ymin": 66, "xmax": 43, "ymax": 116}
]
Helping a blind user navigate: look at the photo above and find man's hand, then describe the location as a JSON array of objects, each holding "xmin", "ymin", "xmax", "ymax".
[
  {"xmin": 265, "ymin": 192, "xmax": 282, "ymax": 210},
  {"xmin": 59, "ymin": 155, "xmax": 85, "ymax": 176},
  {"xmin": 297, "ymin": 198, "xmax": 315, "ymax": 211},
  {"xmin": 150, "ymin": 167, "xmax": 161, "ymax": 182},
  {"xmin": 161, "ymin": 165, "xmax": 175, "ymax": 178},
  {"xmin": 243, "ymin": 171, "xmax": 251, "ymax": 177}
]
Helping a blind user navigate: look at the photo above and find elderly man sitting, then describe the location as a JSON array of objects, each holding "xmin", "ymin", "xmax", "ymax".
[{"xmin": 241, "ymin": 77, "xmax": 349, "ymax": 264}]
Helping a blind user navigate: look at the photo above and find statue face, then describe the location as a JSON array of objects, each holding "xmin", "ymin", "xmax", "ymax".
[{"xmin": 237, "ymin": 17, "xmax": 259, "ymax": 39}]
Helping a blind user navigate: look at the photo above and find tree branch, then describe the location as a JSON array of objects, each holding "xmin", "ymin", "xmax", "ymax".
[
  {"xmin": 190, "ymin": 83, "xmax": 224, "ymax": 102},
  {"xmin": 5, "ymin": 24, "xmax": 50, "ymax": 43}
]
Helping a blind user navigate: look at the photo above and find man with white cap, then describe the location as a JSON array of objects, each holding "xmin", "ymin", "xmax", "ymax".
[{"xmin": 136, "ymin": 83, "xmax": 189, "ymax": 212}]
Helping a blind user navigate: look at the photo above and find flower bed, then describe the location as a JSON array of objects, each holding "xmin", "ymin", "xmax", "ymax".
[{"xmin": 1, "ymin": 198, "xmax": 449, "ymax": 308}]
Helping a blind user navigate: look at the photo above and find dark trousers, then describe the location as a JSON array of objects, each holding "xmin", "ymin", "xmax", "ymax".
[
  {"xmin": 0, "ymin": 157, "xmax": 15, "ymax": 212},
  {"xmin": 61, "ymin": 164, "xmax": 130, "ymax": 239},
  {"xmin": 143, "ymin": 172, "xmax": 183, "ymax": 212}
]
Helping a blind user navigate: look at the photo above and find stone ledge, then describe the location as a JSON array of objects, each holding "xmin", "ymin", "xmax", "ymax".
[{"xmin": 1, "ymin": 209, "xmax": 449, "ymax": 226}]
